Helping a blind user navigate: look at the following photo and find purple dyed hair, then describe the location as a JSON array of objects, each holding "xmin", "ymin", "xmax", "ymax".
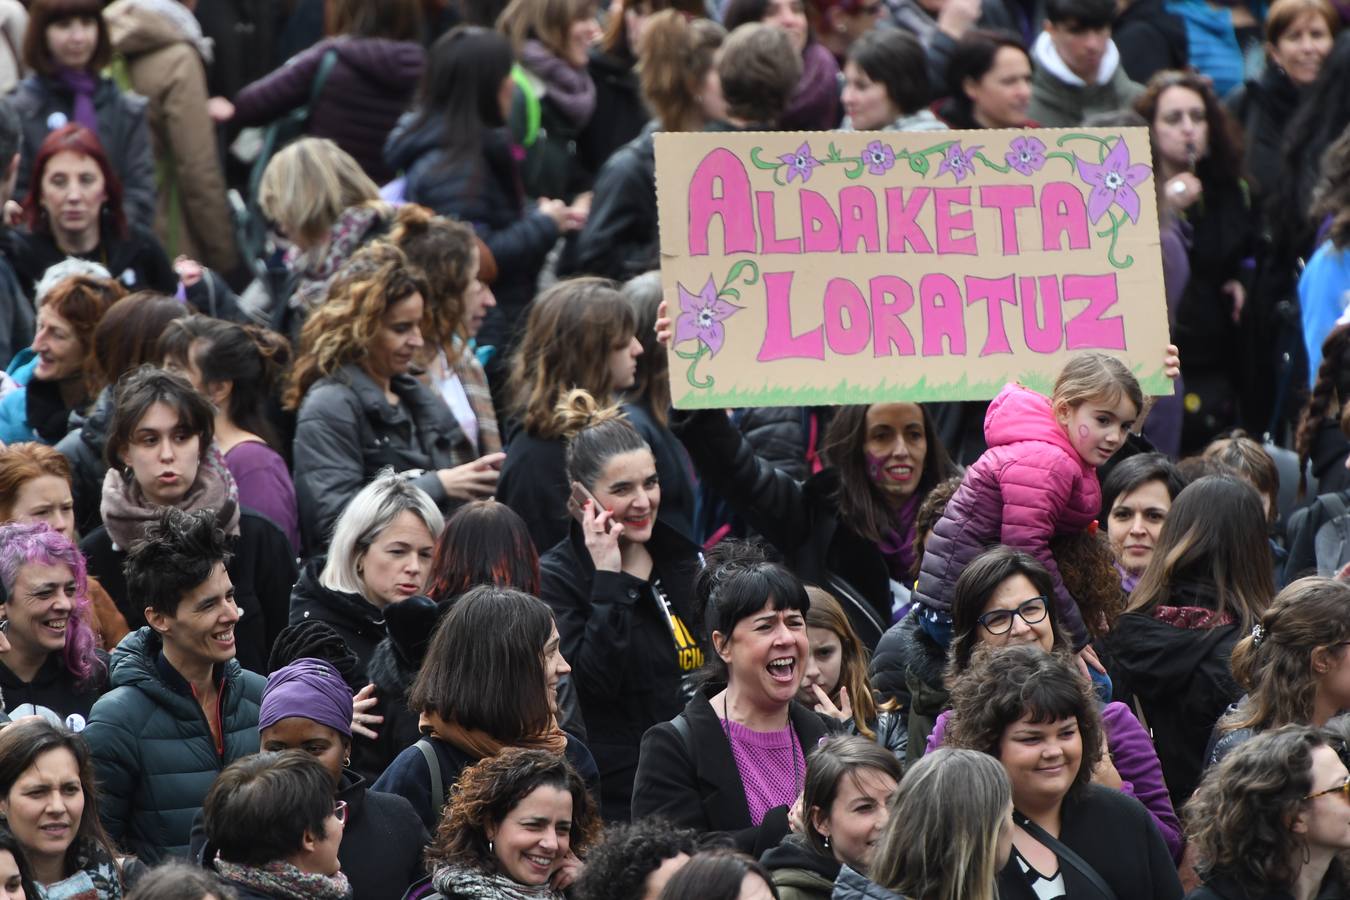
[{"xmin": 0, "ymin": 522, "xmax": 102, "ymax": 683}]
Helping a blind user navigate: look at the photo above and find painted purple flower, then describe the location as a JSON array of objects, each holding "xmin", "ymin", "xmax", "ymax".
[
  {"xmin": 1005, "ymin": 136, "xmax": 1046, "ymax": 175},
  {"xmin": 779, "ymin": 142, "xmax": 821, "ymax": 183},
  {"xmin": 937, "ymin": 142, "xmax": 981, "ymax": 183},
  {"xmin": 1076, "ymin": 138, "xmax": 1151, "ymax": 224},
  {"xmin": 863, "ymin": 140, "xmax": 896, "ymax": 176},
  {"xmin": 675, "ymin": 276, "xmax": 742, "ymax": 356}
]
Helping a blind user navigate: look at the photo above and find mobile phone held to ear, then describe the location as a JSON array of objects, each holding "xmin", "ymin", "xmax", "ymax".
[{"xmin": 569, "ymin": 481, "xmax": 611, "ymax": 532}]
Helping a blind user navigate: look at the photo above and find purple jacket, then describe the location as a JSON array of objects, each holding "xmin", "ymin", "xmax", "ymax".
[
  {"xmin": 926, "ymin": 701, "xmax": 1183, "ymax": 862},
  {"xmin": 233, "ymin": 36, "xmax": 424, "ymax": 184},
  {"xmin": 913, "ymin": 384, "xmax": 1101, "ymax": 648}
]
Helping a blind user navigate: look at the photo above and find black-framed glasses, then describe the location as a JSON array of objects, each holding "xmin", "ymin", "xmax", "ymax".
[
  {"xmin": 977, "ymin": 596, "xmax": 1049, "ymax": 636},
  {"xmin": 333, "ymin": 800, "xmax": 348, "ymax": 823},
  {"xmin": 1306, "ymin": 779, "xmax": 1350, "ymax": 803}
]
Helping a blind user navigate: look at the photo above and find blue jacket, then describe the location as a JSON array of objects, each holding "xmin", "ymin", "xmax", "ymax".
[
  {"xmin": 1300, "ymin": 241, "xmax": 1350, "ymax": 386},
  {"xmin": 0, "ymin": 349, "xmax": 40, "ymax": 444},
  {"xmin": 1165, "ymin": 0, "xmax": 1243, "ymax": 96}
]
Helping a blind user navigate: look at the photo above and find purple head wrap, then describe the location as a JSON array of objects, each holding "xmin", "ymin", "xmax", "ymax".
[{"xmin": 259, "ymin": 658, "xmax": 353, "ymax": 737}]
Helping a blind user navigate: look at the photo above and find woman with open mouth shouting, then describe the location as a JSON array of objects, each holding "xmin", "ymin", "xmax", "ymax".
[
  {"xmin": 539, "ymin": 389, "xmax": 703, "ymax": 822},
  {"xmin": 0, "ymin": 522, "xmax": 108, "ymax": 732},
  {"xmin": 633, "ymin": 542, "xmax": 832, "ymax": 855}
]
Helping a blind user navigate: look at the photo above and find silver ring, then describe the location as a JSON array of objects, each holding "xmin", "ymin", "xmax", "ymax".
[{"xmin": 1170, "ymin": 181, "xmax": 1187, "ymax": 196}]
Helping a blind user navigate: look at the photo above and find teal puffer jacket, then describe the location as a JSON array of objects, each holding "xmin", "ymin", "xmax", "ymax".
[{"xmin": 83, "ymin": 628, "xmax": 264, "ymax": 863}]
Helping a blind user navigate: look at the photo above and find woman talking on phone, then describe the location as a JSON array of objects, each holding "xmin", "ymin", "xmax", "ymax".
[{"xmin": 539, "ymin": 389, "xmax": 703, "ymax": 822}]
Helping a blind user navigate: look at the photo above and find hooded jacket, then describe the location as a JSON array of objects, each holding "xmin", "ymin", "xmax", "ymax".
[
  {"xmin": 0, "ymin": 651, "xmax": 109, "ymax": 732},
  {"xmin": 868, "ymin": 609, "xmax": 949, "ymax": 764},
  {"xmin": 232, "ymin": 35, "xmax": 424, "ymax": 184},
  {"xmin": 55, "ymin": 386, "xmax": 114, "ymax": 538},
  {"xmin": 9, "ymin": 75, "xmax": 156, "ymax": 232},
  {"xmin": 831, "ymin": 866, "xmax": 903, "ymax": 900},
  {"xmin": 383, "ymin": 114, "xmax": 559, "ymax": 347},
  {"xmin": 287, "ymin": 558, "xmax": 386, "ymax": 681},
  {"xmin": 763, "ymin": 835, "xmax": 841, "ymax": 900},
  {"xmin": 1104, "ymin": 581, "xmax": 1244, "ymax": 808},
  {"xmin": 105, "ymin": 0, "xmax": 238, "ymax": 272},
  {"xmin": 1027, "ymin": 32, "xmax": 1145, "ymax": 127},
  {"xmin": 539, "ymin": 518, "xmax": 702, "ymax": 821},
  {"xmin": 82, "ymin": 627, "xmax": 265, "ymax": 863},
  {"xmin": 914, "ymin": 384, "xmax": 1101, "ymax": 649},
  {"xmin": 292, "ymin": 363, "xmax": 466, "ymax": 556}
]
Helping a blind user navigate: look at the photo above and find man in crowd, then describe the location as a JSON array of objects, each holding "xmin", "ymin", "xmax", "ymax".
[{"xmin": 1028, "ymin": 0, "xmax": 1144, "ymax": 125}]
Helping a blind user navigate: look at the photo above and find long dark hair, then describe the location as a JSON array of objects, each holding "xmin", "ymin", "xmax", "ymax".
[
  {"xmin": 0, "ymin": 720, "xmax": 120, "ymax": 886},
  {"xmin": 158, "ymin": 317, "xmax": 291, "ymax": 451},
  {"xmin": 1134, "ymin": 69, "xmax": 1245, "ymax": 185},
  {"xmin": 820, "ymin": 403, "xmax": 956, "ymax": 544},
  {"xmin": 411, "ymin": 26, "xmax": 514, "ymax": 169},
  {"xmin": 0, "ymin": 825, "xmax": 36, "ymax": 900},
  {"xmin": 426, "ymin": 501, "xmax": 540, "ymax": 601}
]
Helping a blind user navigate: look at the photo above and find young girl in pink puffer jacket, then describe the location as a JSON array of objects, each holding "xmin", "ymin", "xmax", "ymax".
[{"xmin": 913, "ymin": 353, "xmax": 1144, "ymax": 654}]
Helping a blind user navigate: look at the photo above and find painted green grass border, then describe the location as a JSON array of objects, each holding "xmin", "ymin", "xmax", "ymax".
[{"xmin": 673, "ymin": 367, "xmax": 1172, "ymax": 409}]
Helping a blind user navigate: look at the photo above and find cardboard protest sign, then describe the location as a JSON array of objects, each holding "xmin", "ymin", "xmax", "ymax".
[{"xmin": 655, "ymin": 128, "xmax": 1173, "ymax": 409}]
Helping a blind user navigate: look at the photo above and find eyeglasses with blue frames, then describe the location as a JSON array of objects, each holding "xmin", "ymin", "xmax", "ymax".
[
  {"xmin": 977, "ymin": 596, "xmax": 1050, "ymax": 636},
  {"xmin": 1305, "ymin": 779, "xmax": 1350, "ymax": 803}
]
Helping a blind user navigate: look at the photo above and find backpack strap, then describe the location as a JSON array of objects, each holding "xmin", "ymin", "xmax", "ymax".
[
  {"xmin": 1326, "ymin": 491, "xmax": 1350, "ymax": 523},
  {"xmin": 307, "ymin": 47, "xmax": 340, "ymax": 115},
  {"xmin": 670, "ymin": 712, "xmax": 695, "ymax": 761},
  {"xmin": 1014, "ymin": 813, "xmax": 1119, "ymax": 900},
  {"xmin": 510, "ymin": 64, "xmax": 542, "ymax": 148},
  {"xmin": 415, "ymin": 738, "xmax": 444, "ymax": 817}
]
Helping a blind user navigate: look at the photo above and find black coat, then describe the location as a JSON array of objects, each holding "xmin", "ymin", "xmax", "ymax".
[
  {"xmin": 0, "ymin": 650, "xmax": 109, "ymax": 731},
  {"xmin": 1227, "ymin": 67, "xmax": 1301, "ymax": 199},
  {"xmin": 868, "ymin": 608, "xmax": 948, "ymax": 765},
  {"xmin": 1185, "ymin": 864, "xmax": 1348, "ymax": 900},
  {"xmin": 539, "ymin": 519, "xmax": 702, "ymax": 820},
  {"xmin": 372, "ymin": 729, "xmax": 600, "ymax": 833},
  {"xmin": 497, "ymin": 428, "xmax": 570, "ymax": 557},
  {"xmin": 1105, "ymin": 585, "xmax": 1244, "ymax": 808},
  {"xmin": 631, "ymin": 690, "xmax": 832, "ymax": 855},
  {"xmin": 672, "ymin": 409, "xmax": 890, "ymax": 647},
  {"xmin": 577, "ymin": 47, "xmax": 649, "ymax": 180},
  {"xmin": 0, "ymin": 243, "xmax": 31, "ymax": 370},
  {"xmin": 353, "ymin": 633, "xmax": 423, "ymax": 785},
  {"xmin": 287, "ymin": 558, "xmax": 387, "ymax": 680},
  {"xmin": 564, "ymin": 125, "xmax": 658, "ymax": 281},
  {"xmin": 10, "ymin": 75, "xmax": 156, "ymax": 231},
  {"xmin": 80, "ymin": 510, "xmax": 297, "ymax": 675},
  {"xmin": 1113, "ymin": 0, "xmax": 1188, "ymax": 84},
  {"xmin": 998, "ymin": 784, "xmax": 1181, "ymax": 900},
  {"xmin": 54, "ymin": 387, "xmax": 113, "ymax": 538},
  {"xmin": 384, "ymin": 115, "xmax": 558, "ymax": 346},
  {"xmin": 292, "ymin": 363, "xmax": 462, "ymax": 556},
  {"xmin": 10, "ymin": 227, "xmax": 176, "ymax": 299}
]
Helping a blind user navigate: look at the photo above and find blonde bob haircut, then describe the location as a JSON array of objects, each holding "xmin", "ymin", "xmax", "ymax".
[
  {"xmin": 497, "ymin": 0, "xmax": 595, "ymax": 58},
  {"xmin": 320, "ymin": 470, "xmax": 445, "ymax": 597},
  {"xmin": 869, "ymin": 747, "xmax": 1010, "ymax": 900},
  {"xmin": 258, "ymin": 138, "xmax": 381, "ymax": 248}
]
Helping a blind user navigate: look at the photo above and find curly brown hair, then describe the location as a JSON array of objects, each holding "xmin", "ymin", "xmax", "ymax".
[
  {"xmin": 387, "ymin": 205, "xmax": 478, "ymax": 357},
  {"xmin": 1221, "ymin": 578, "xmax": 1350, "ymax": 737},
  {"xmin": 1185, "ymin": 725, "xmax": 1324, "ymax": 893},
  {"xmin": 1051, "ymin": 529, "xmax": 1127, "ymax": 638},
  {"xmin": 1295, "ymin": 323, "xmax": 1350, "ymax": 497},
  {"xmin": 945, "ymin": 644, "xmax": 1104, "ymax": 800},
  {"xmin": 424, "ymin": 747, "xmax": 601, "ymax": 876},
  {"xmin": 283, "ymin": 242, "xmax": 430, "ymax": 410}
]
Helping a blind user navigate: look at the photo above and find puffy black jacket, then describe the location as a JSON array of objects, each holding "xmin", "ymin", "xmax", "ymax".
[
  {"xmin": 232, "ymin": 36, "xmax": 424, "ymax": 184},
  {"xmin": 287, "ymin": 558, "xmax": 387, "ymax": 680},
  {"xmin": 293, "ymin": 363, "xmax": 464, "ymax": 555},
  {"xmin": 55, "ymin": 387, "xmax": 113, "ymax": 537},
  {"xmin": 384, "ymin": 115, "xmax": 558, "ymax": 347},
  {"xmin": 868, "ymin": 608, "xmax": 948, "ymax": 764},
  {"xmin": 539, "ymin": 519, "xmax": 702, "ymax": 821},
  {"xmin": 672, "ymin": 409, "xmax": 890, "ymax": 646},
  {"xmin": 80, "ymin": 510, "xmax": 297, "ymax": 675},
  {"xmin": 10, "ymin": 75, "xmax": 156, "ymax": 232},
  {"xmin": 564, "ymin": 125, "xmax": 658, "ymax": 281},
  {"xmin": 83, "ymin": 628, "xmax": 264, "ymax": 863},
  {"xmin": 831, "ymin": 866, "xmax": 903, "ymax": 900}
]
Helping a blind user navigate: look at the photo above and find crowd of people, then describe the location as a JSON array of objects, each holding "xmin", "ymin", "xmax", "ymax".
[{"xmin": 0, "ymin": 0, "xmax": 1343, "ymax": 897}]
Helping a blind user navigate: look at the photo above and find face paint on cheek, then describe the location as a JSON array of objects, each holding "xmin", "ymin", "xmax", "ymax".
[
  {"xmin": 1078, "ymin": 425, "xmax": 1090, "ymax": 440},
  {"xmin": 865, "ymin": 451, "xmax": 887, "ymax": 482}
]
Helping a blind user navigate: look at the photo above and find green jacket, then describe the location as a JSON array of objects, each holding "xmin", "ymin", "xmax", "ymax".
[
  {"xmin": 1027, "ymin": 36, "xmax": 1145, "ymax": 127},
  {"xmin": 773, "ymin": 867, "xmax": 836, "ymax": 900},
  {"xmin": 83, "ymin": 628, "xmax": 264, "ymax": 863}
]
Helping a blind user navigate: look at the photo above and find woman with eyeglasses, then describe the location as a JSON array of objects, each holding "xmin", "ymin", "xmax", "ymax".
[
  {"xmin": 922, "ymin": 546, "xmax": 1181, "ymax": 861},
  {"xmin": 1185, "ymin": 724, "xmax": 1350, "ymax": 900},
  {"xmin": 1207, "ymin": 578, "xmax": 1350, "ymax": 770}
]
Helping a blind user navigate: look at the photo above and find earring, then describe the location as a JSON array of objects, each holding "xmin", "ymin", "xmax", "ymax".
[
  {"xmin": 488, "ymin": 840, "xmax": 494, "ymax": 854},
  {"xmin": 343, "ymin": 756, "xmax": 351, "ymax": 767},
  {"xmin": 823, "ymin": 835, "xmax": 831, "ymax": 849}
]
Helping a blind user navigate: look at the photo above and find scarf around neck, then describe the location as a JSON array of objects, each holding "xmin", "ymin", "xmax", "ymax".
[
  {"xmin": 518, "ymin": 39, "xmax": 596, "ymax": 129},
  {"xmin": 35, "ymin": 840, "xmax": 122, "ymax": 900},
  {"xmin": 214, "ymin": 859, "xmax": 351, "ymax": 900},
  {"xmin": 53, "ymin": 67, "xmax": 98, "ymax": 132},
  {"xmin": 779, "ymin": 42, "xmax": 840, "ymax": 131},
  {"xmin": 431, "ymin": 864, "xmax": 564, "ymax": 900},
  {"xmin": 876, "ymin": 492, "xmax": 921, "ymax": 582},
  {"xmin": 419, "ymin": 710, "xmax": 569, "ymax": 759},
  {"xmin": 100, "ymin": 446, "xmax": 241, "ymax": 551}
]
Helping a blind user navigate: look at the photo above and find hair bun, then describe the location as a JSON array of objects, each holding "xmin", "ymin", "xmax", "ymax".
[{"xmin": 553, "ymin": 389, "xmax": 624, "ymax": 439}]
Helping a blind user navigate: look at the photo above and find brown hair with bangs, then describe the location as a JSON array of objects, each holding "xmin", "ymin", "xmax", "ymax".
[
  {"xmin": 37, "ymin": 274, "xmax": 125, "ymax": 396},
  {"xmin": 497, "ymin": 0, "xmax": 596, "ymax": 58},
  {"xmin": 24, "ymin": 0, "xmax": 111, "ymax": 75}
]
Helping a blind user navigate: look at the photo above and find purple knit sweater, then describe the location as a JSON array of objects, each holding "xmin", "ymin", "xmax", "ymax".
[
  {"xmin": 926, "ymin": 700, "xmax": 1183, "ymax": 862},
  {"xmin": 722, "ymin": 718, "xmax": 806, "ymax": 826}
]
